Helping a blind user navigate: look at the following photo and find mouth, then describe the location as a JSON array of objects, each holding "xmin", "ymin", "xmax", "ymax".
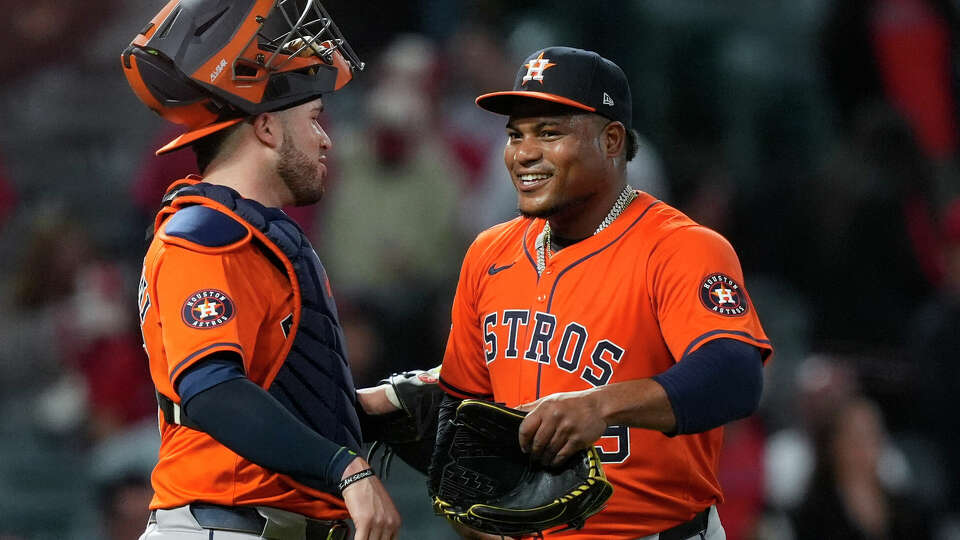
[{"xmin": 516, "ymin": 172, "xmax": 553, "ymax": 192}]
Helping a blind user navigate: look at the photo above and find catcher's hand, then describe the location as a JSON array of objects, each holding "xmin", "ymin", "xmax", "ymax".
[
  {"xmin": 430, "ymin": 400, "xmax": 613, "ymax": 537},
  {"xmin": 359, "ymin": 367, "xmax": 443, "ymax": 475}
]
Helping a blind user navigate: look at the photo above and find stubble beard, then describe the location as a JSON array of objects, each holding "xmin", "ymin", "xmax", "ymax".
[
  {"xmin": 518, "ymin": 192, "xmax": 591, "ymax": 220},
  {"xmin": 277, "ymin": 133, "xmax": 324, "ymax": 206}
]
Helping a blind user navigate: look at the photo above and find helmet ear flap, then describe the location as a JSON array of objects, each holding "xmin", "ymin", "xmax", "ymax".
[
  {"xmin": 123, "ymin": 47, "xmax": 225, "ymax": 128},
  {"xmin": 128, "ymin": 48, "xmax": 210, "ymax": 107}
]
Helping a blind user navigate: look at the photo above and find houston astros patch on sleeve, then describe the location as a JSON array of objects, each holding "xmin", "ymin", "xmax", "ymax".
[
  {"xmin": 182, "ymin": 289, "xmax": 236, "ymax": 328},
  {"xmin": 699, "ymin": 273, "xmax": 748, "ymax": 316}
]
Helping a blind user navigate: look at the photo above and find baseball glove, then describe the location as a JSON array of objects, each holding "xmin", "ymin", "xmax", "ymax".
[
  {"xmin": 359, "ymin": 367, "xmax": 444, "ymax": 475},
  {"xmin": 430, "ymin": 399, "xmax": 613, "ymax": 537}
]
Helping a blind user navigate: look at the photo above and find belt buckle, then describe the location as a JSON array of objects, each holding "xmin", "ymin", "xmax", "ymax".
[{"xmin": 326, "ymin": 522, "xmax": 348, "ymax": 540}]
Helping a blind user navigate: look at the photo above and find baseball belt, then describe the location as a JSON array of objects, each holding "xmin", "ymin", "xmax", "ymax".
[
  {"xmin": 658, "ymin": 507, "xmax": 711, "ymax": 540},
  {"xmin": 149, "ymin": 504, "xmax": 348, "ymax": 540},
  {"xmin": 156, "ymin": 391, "xmax": 202, "ymax": 430}
]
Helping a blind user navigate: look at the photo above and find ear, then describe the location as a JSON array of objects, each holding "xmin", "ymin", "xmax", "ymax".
[
  {"xmin": 252, "ymin": 112, "xmax": 282, "ymax": 149},
  {"xmin": 603, "ymin": 121, "xmax": 626, "ymax": 158}
]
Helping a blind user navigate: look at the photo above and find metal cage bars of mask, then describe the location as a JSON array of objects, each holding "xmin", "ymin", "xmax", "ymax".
[{"xmin": 231, "ymin": 0, "xmax": 364, "ymax": 84}]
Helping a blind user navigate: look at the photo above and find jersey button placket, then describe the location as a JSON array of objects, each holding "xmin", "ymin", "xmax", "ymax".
[{"xmin": 537, "ymin": 269, "xmax": 551, "ymax": 303}]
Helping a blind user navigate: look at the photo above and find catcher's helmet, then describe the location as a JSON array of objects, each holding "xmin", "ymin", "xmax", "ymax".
[{"xmin": 122, "ymin": 0, "xmax": 364, "ymax": 155}]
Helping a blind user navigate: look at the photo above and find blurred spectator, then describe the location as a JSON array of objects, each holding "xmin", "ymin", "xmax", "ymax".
[
  {"xmin": 439, "ymin": 24, "xmax": 514, "ymax": 190},
  {"xmin": 791, "ymin": 396, "xmax": 931, "ymax": 539},
  {"xmin": 88, "ymin": 419, "xmax": 159, "ymax": 540},
  {"xmin": 11, "ymin": 209, "xmax": 152, "ymax": 441},
  {"xmin": 317, "ymin": 34, "xmax": 467, "ymax": 371},
  {"xmin": 765, "ymin": 356, "xmax": 861, "ymax": 513},
  {"xmin": 0, "ymin": 0, "xmax": 119, "ymax": 81},
  {"xmin": 802, "ymin": 107, "xmax": 938, "ymax": 349},
  {"xmin": 811, "ymin": 0, "xmax": 960, "ymax": 348},
  {"xmin": 0, "ymin": 154, "xmax": 17, "ymax": 229},
  {"xmin": 822, "ymin": 0, "xmax": 960, "ymax": 167},
  {"xmin": 98, "ymin": 475, "xmax": 154, "ymax": 540},
  {"xmin": 717, "ymin": 416, "xmax": 767, "ymax": 540},
  {"xmin": 907, "ymin": 198, "xmax": 960, "ymax": 509}
]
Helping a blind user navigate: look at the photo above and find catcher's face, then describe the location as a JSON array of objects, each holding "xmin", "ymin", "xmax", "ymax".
[
  {"xmin": 275, "ymin": 98, "xmax": 332, "ymax": 206},
  {"xmin": 504, "ymin": 110, "xmax": 619, "ymax": 235}
]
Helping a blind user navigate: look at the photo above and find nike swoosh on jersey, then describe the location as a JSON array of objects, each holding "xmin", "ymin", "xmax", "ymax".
[{"xmin": 488, "ymin": 263, "xmax": 515, "ymax": 275}]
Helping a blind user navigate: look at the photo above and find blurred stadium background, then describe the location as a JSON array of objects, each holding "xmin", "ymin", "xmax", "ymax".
[{"xmin": 0, "ymin": 0, "xmax": 959, "ymax": 538}]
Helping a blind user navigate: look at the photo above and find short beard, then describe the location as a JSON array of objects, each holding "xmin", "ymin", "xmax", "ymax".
[
  {"xmin": 518, "ymin": 193, "xmax": 591, "ymax": 219},
  {"xmin": 277, "ymin": 132, "xmax": 323, "ymax": 206}
]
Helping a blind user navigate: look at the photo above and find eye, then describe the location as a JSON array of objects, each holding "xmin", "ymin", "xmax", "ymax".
[
  {"xmin": 506, "ymin": 131, "xmax": 521, "ymax": 142},
  {"xmin": 540, "ymin": 129, "xmax": 561, "ymax": 139}
]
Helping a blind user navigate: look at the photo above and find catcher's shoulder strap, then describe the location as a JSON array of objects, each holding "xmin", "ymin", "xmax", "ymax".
[
  {"xmin": 152, "ymin": 179, "xmax": 363, "ymax": 451},
  {"xmin": 158, "ymin": 204, "xmax": 252, "ymax": 252}
]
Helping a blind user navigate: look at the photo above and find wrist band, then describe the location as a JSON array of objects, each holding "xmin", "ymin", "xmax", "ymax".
[{"xmin": 338, "ymin": 468, "xmax": 375, "ymax": 492}]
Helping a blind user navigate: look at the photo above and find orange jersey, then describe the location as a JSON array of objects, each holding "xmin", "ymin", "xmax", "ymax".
[
  {"xmin": 138, "ymin": 185, "xmax": 348, "ymax": 520},
  {"xmin": 440, "ymin": 191, "xmax": 772, "ymax": 538}
]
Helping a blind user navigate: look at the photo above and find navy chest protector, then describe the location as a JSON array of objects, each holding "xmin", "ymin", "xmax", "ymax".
[{"xmin": 160, "ymin": 180, "xmax": 362, "ymax": 452}]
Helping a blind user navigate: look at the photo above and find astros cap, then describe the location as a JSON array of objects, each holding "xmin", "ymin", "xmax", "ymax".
[{"xmin": 476, "ymin": 46, "xmax": 631, "ymax": 128}]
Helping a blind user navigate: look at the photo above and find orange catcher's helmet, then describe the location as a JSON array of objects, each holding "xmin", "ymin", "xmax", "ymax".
[{"xmin": 122, "ymin": 0, "xmax": 364, "ymax": 155}]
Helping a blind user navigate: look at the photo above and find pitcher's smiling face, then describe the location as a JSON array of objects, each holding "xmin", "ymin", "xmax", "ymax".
[{"xmin": 504, "ymin": 108, "xmax": 615, "ymax": 235}]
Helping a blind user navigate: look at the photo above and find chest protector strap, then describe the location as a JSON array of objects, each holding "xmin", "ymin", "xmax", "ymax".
[{"xmin": 157, "ymin": 178, "xmax": 362, "ymax": 451}]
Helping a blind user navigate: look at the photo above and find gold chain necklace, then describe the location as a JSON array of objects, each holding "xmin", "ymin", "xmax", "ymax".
[{"xmin": 536, "ymin": 185, "xmax": 636, "ymax": 274}]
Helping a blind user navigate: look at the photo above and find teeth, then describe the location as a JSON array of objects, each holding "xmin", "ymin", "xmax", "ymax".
[{"xmin": 519, "ymin": 173, "xmax": 551, "ymax": 183}]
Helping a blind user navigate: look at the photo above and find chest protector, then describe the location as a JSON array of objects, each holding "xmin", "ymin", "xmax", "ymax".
[{"xmin": 159, "ymin": 179, "xmax": 362, "ymax": 452}]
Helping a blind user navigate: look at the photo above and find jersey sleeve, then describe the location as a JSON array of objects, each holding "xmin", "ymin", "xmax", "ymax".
[
  {"xmin": 439, "ymin": 240, "xmax": 494, "ymax": 400},
  {"xmin": 649, "ymin": 225, "xmax": 773, "ymax": 363},
  {"xmin": 154, "ymin": 244, "xmax": 269, "ymax": 391}
]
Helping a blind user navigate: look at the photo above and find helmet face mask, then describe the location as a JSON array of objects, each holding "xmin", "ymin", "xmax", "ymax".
[
  {"xmin": 244, "ymin": 0, "xmax": 361, "ymax": 82},
  {"xmin": 122, "ymin": 0, "xmax": 363, "ymax": 154}
]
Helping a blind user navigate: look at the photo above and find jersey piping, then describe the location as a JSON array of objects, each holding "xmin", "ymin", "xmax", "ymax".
[
  {"xmin": 522, "ymin": 220, "xmax": 538, "ymax": 274},
  {"xmin": 170, "ymin": 342, "xmax": 244, "ymax": 382},
  {"xmin": 680, "ymin": 329, "xmax": 772, "ymax": 360},
  {"xmin": 535, "ymin": 198, "xmax": 662, "ymax": 398}
]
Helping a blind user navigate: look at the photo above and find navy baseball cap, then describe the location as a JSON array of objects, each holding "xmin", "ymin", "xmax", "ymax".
[{"xmin": 476, "ymin": 46, "xmax": 632, "ymax": 128}]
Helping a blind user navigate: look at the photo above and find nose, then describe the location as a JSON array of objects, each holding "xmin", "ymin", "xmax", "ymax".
[
  {"xmin": 317, "ymin": 123, "xmax": 332, "ymax": 151},
  {"xmin": 508, "ymin": 136, "xmax": 541, "ymax": 167}
]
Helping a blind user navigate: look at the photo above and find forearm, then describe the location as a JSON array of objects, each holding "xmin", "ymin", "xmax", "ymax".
[
  {"xmin": 183, "ymin": 377, "xmax": 357, "ymax": 493},
  {"xmin": 589, "ymin": 378, "xmax": 676, "ymax": 433},
  {"xmin": 356, "ymin": 385, "xmax": 398, "ymax": 414},
  {"xmin": 586, "ymin": 339, "xmax": 763, "ymax": 436}
]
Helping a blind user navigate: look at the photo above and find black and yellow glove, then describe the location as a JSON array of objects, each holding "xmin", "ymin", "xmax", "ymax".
[{"xmin": 430, "ymin": 399, "xmax": 613, "ymax": 537}]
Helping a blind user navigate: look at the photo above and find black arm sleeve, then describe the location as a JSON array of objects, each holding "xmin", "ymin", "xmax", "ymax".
[
  {"xmin": 181, "ymin": 370, "xmax": 357, "ymax": 494},
  {"xmin": 428, "ymin": 394, "xmax": 463, "ymax": 496},
  {"xmin": 651, "ymin": 338, "xmax": 763, "ymax": 435}
]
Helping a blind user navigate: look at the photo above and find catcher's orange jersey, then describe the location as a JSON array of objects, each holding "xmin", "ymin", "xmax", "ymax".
[
  {"xmin": 440, "ymin": 191, "xmax": 772, "ymax": 538},
  {"xmin": 138, "ymin": 201, "xmax": 347, "ymax": 520}
]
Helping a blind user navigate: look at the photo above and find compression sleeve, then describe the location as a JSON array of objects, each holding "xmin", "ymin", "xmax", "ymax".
[
  {"xmin": 176, "ymin": 352, "xmax": 246, "ymax": 404},
  {"xmin": 179, "ymin": 361, "xmax": 357, "ymax": 494},
  {"xmin": 651, "ymin": 338, "xmax": 763, "ymax": 435}
]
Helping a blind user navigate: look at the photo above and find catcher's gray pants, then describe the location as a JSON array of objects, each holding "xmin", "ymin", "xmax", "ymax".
[
  {"xmin": 640, "ymin": 505, "xmax": 725, "ymax": 540},
  {"xmin": 138, "ymin": 504, "xmax": 347, "ymax": 540}
]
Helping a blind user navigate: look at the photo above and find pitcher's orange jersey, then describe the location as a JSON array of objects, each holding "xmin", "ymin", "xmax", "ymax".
[
  {"xmin": 138, "ymin": 202, "xmax": 347, "ymax": 520},
  {"xmin": 440, "ymin": 191, "xmax": 772, "ymax": 539}
]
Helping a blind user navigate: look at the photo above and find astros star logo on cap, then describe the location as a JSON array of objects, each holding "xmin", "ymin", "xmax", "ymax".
[{"xmin": 521, "ymin": 52, "xmax": 556, "ymax": 85}]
